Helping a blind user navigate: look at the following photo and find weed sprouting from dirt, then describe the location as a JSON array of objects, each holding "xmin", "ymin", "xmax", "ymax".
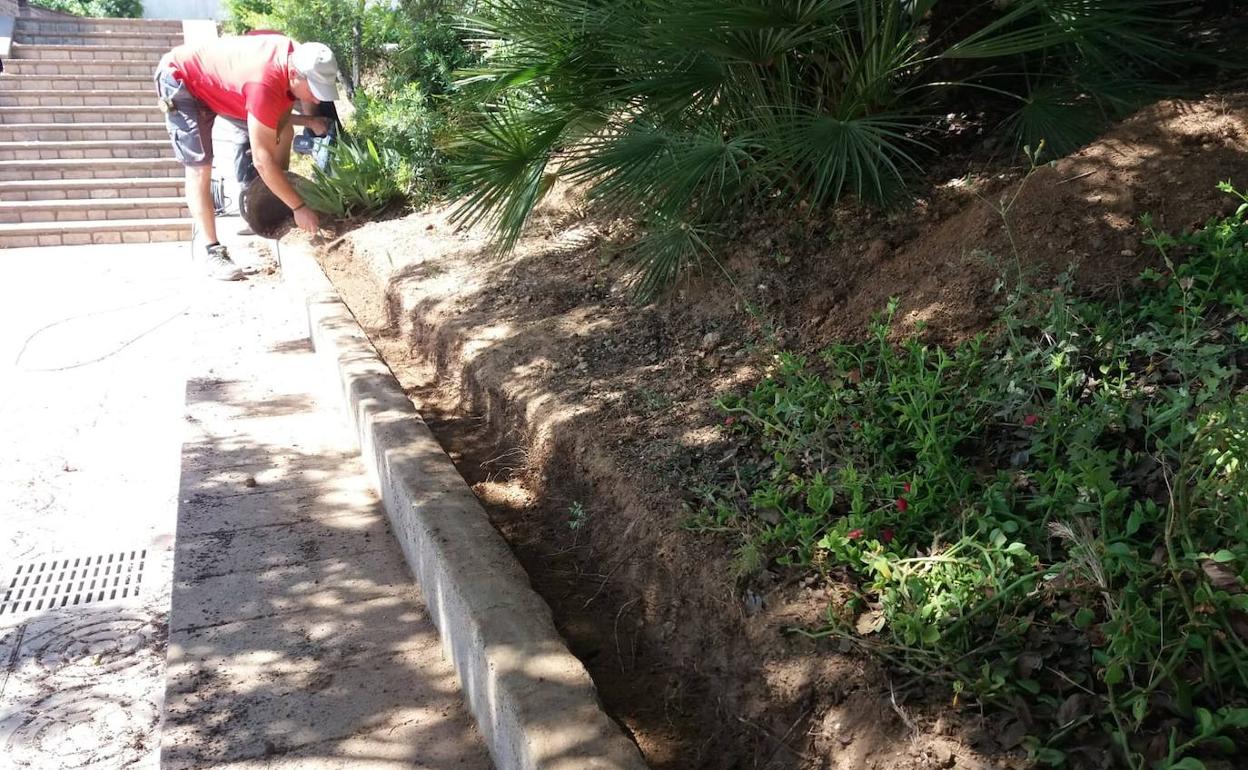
[
  {"xmin": 567, "ymin": 501, "xmax": 589, "ymax": 531},
  {"xmin": 697, "ymin": 185, "xmax": 1248, "ymax": 769}
]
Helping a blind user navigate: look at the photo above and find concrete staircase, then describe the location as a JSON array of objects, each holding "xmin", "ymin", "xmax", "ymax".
[{"xmin": 0, "ymin": 16, "xmax": 191, "ymax": 248}]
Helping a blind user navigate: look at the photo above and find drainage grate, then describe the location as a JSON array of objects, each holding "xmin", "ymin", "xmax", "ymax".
[{"xmin": 1, "ymin": 551, "xmax": 146, "ymax": 616}]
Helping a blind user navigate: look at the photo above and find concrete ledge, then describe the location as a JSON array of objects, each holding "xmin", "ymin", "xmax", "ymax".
[
  {"xmin": 181, "ymin": 19, "xmax": 216, "ymax": 46},
  {"xmin": 281, "ymin": 242, "xmax": 649, "ymax": 770},
  {"xmin": 0, "ymin": 16, "xmax": 14, "ymax": 58}
]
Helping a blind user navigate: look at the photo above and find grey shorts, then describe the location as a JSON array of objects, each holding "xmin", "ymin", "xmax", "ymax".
[{"xmin": 154, "ymin": 56, "xmax": 246, "ymax": 168}]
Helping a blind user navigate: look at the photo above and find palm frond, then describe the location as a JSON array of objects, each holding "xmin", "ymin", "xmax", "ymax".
[
  {"xmin": 765, "ymin": 109, "xmax": 928, "ymax": 205},
  {"xmin": 447, "ymin": 105, "xmax": 568, "ymax": 251},
  {"xmin": 943, "ymin": 0, "xmax": 1183, "ymax": 62},
  {"xmin": 570, "ymin": 123, "xmax": 753, "ymax": 218},
  {"xmin": 626, "ymin": 217, "xmax": 713, "ymax": 301},
  {"xmin": 1001, "ymin": 83, "xmax": 1106, "ymax": 157}
]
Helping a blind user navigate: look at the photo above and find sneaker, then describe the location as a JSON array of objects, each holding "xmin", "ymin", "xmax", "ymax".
[{"xmin": 203, "ymin": 244, "xmax": 244, "ymax": 281}]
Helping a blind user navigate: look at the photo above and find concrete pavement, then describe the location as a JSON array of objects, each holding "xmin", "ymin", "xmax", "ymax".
[
  {"xmin": 0, "ymin": 240, "xmax": 187, "ymax": 769},
  {"xmin": 0, "ymin": 239, "xmax": 491, "ymax": 769}
]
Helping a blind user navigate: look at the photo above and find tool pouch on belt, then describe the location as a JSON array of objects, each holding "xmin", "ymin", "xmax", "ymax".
[{"xmin": 154, "ymin": 55, "xmax": 181, "ymax": 114}]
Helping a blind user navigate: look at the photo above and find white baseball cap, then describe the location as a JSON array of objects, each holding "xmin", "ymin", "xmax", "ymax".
[{"xmin": 291, "ymin": 42, "xmax": 340, "ymax": 102}]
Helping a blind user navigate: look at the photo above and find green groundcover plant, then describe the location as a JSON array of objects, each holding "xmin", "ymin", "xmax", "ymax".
[{"xmin": 693, "ymin": 185, "xmax": 1248, "ymax": 769}]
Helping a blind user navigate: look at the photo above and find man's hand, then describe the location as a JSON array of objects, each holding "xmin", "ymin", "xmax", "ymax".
[{"xmin": 293, "ymin": 204, "xmax": 319, "ymax": 234}]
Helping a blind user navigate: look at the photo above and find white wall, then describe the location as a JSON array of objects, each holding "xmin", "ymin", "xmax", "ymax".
[{"xmin": 143, "ymin": 0, "xmax": 223, "ymax": 20}]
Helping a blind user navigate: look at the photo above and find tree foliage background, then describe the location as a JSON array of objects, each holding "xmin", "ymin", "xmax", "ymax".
[
  {"xmin": 34, "ymin": 0, "xmax": 142, "ymax": 17},
  {"xmin": 225, "ymin": 0, "xmax": 479, "ymax": 202}
]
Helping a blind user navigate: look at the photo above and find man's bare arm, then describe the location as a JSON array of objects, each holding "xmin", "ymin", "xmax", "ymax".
[
  {"xmin": 248, "ymin": 113, "xmax": 320, "ymax": 233},
  {"xmin": 289, "ymin": 115, "xmax": 330, "ymax": 134},
  {"xmin": 248, "ymin": 114, "xmax": 302, "ymax": 208}
]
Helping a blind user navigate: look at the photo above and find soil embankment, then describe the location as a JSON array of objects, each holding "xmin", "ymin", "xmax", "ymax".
[{"xmin": 308, "ymin": 94, "xmax": 1248, "ymax": 769}]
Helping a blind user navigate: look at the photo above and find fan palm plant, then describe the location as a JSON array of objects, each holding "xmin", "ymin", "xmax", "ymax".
[{"xmin": 450, "ymin": 0, "xmax": 1207, "ymax": 294}]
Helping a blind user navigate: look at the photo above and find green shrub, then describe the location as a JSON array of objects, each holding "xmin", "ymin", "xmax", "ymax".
[
  {"xmin": 221, "ymin": 0, "xmax": 271, "ymax": 33},
  {"xmin": 224, "ymin": 0, "xmax": 479, "ymax": 204},
  {"xmin": 351, "ymin": 83, "xmax": 446, "ymax": 204},
  {"xmin": 224, "ymin": 0, "xmax": 371, "ymax": 92},
  {"xmin": 224, "ymin": 1, "xmax": 478, "ymax": 98},
  {"xmin": 35, "ymin": 0, "xmax": 142, "ymax": 17},
  {"xmin": 298, "ymin": 136, "xmax": 408, "ymax": 218},
  {"xmin": 450, "ymin": 0, "xmax": 1227, "ymax": 293},
  {"xmin": 697, "ymin": 185, "xmax": 1248, "ymax": 768}
]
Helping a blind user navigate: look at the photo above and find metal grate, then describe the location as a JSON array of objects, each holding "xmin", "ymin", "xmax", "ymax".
[{"xmin": 0, "ymin": 551, "xmax": 146, "ymax": 616}]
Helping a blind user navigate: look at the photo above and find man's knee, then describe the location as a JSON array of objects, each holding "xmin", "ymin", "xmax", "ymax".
[{"xmin": 184, "ymin": 164, "xmax": 214, "ymax": 203}]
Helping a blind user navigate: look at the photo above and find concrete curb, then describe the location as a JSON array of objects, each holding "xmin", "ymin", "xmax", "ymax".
[{"xmin": 279, "ymin": 241, "xmax": 650, "ymax": 770}]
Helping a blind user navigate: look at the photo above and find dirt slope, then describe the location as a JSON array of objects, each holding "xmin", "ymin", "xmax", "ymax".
[{"xmin": 307, "ymin": 93, "xmax": 1248, "ymax": 769}]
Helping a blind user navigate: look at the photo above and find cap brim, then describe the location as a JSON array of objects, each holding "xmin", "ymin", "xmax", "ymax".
[{"xmin": 308, "ymin": 78, "xmax": 338, "ymax": 102}]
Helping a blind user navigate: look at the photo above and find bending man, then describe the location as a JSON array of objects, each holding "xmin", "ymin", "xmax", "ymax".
[{"xmin": 154, "ymin": 35, "xmax": 338, "ymax": 280}]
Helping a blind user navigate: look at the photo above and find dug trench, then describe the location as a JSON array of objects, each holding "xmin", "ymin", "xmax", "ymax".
[{"xmin": 301, "ymin": 93, "xmax": 1248, "ymax": 769}]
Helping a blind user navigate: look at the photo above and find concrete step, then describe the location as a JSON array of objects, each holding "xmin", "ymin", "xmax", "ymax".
[
  {"xmin": 10, "ymin": 43, "xmax": 170, "ymax": 62},
  {"xmin": 0, "ymin": 122, "xmax": 167, "ymax": 142},
  {"xmin": 2, "ymin": 59, "xmax": 160, "ymax": 77},
  {"xmin": 0, "ymin": 89, "xmax": 154, "ymax": 107},
  {"xmin": 0, "ymin": 104, "xmax": 161, "ymax": 124},
  {"xmin": 0, "ymin": 74, "xmax": 154, "ymax": 92},
  {"xmin": 17, "ymin": 19, "xmax": 183, "ymax": 36},
  {"xmin": 0, "ymin": 217, "xmax": 192, "ymax": 248},
  {"xmin": 0, "ymin": 139, "xmax": 168, "ymax": 161},
  {"xmin": 0, "ymin": 176, "xmax": 183, "ymax": 202},
  {"xmin": 0, "ymin": 157, "xmax": 181, "ymax": 181},
  {"xmin": 14, "ymin": 32, "xmax": 184, "ymax": 48},
  {"xmin": 0, "ymin": 196, "xmax": 187, "ymax": 223}
]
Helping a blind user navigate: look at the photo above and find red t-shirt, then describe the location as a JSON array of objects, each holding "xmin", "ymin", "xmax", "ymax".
[{"xmin": 168, "ymin": 34, "xmax": 296, "ymax": 129}]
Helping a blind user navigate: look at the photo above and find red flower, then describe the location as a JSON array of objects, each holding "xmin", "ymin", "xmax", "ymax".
[
  {"xmin": 896, "ymin": 497, "xmax": 909, "ymax": 512},
  {"xmin": 1023, "ymin": 414, "xmax": 1039, "ymax": 427},
  {"xmin": 881, "ymin": 528, "xmax": 895, "ymax": 544},
  {"xmin": 724, "ymin": 416, "xmax": 737, "ymax": 426},
  {"xmin": 903, "ymin": 482, "xmax": 912, "ymax": 494},
  {"xmin": 847, "ymin": 529, "xmax": 864, "ymax": 540},
  {"xmin": 851, "ymin": 421, "xmax": 861, "ymax": 430}
]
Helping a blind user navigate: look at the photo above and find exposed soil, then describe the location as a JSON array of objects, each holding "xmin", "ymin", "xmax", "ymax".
[{"xmin": 304, "ymin": 93, "xmax": 1248, "ymax": 769}]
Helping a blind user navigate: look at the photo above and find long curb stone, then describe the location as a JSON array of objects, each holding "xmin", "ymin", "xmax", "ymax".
[{"xmin": 279, "ymin": 241, "xmax": 650, "ymax": 770}]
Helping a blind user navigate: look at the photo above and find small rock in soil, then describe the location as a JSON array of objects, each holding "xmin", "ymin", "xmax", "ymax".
[
  {"xmin": 997, "ymin": 719, "xmax": 1027, "ymax": 750},
  {"xmin": 744, "ymin": 590, "xmax": 764, "ymax": 616}
]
